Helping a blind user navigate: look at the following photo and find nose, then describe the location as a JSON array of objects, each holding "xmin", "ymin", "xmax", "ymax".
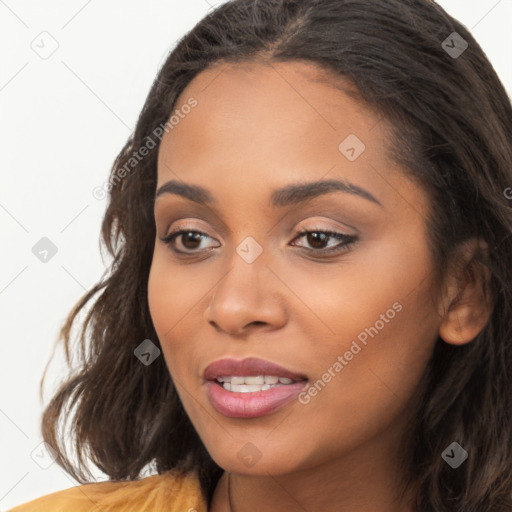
[{"xmin": 203, "ymin": 251, "xmax": 288, "ymax": 336}]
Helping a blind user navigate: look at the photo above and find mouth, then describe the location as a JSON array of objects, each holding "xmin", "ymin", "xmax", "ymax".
[{"xmin": 203, "ymin": 357, "xmax": 309, "ymax": 418}]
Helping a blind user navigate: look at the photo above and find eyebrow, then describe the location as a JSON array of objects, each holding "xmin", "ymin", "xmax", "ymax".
[{"xmin": 155, "ymin": 178, "xmax": 383, "ymax": 208}]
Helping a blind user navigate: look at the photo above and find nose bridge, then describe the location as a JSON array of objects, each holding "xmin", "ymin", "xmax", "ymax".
[
  {"xmin": 204, "ymin": 234, "xmax": 287, "ymax": 333},
  {"xmin": 215, "ymin": 234, "xmax": 269, "ymax": 305}
]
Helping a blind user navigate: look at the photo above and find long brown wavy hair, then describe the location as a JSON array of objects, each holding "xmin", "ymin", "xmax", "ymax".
[{"xmin": 40, "ymin": 0, "xmax": 512, "ymax": 510}]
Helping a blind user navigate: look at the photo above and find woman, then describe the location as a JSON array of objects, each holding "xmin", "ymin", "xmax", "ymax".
[{"xmin": 10, "ymin": 0, "xmax": 512, "ymax": 511}]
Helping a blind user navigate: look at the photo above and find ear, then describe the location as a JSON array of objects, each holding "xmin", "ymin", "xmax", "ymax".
[{"xmin": 438, "ymin": 238, "xmax": 493, "ymax": 346}]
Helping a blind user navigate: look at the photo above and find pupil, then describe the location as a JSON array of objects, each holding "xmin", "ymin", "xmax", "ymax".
[
  {"xmin": 183, "ymin": 232, "xmax": 201, "ymax": 249},
  {"xmin": 308, "ymin": 232, "xmax": 327, "ymax": 249}
]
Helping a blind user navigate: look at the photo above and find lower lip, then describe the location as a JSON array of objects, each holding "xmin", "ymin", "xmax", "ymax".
[{"xmin": 206, "ymin": 380, "xmax": 308, "ymax": 418}]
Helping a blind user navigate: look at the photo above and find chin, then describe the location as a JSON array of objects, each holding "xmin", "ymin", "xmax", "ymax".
[{"xmin": 204, "ymin": 438, "xmax": 308, "ymax": 476}]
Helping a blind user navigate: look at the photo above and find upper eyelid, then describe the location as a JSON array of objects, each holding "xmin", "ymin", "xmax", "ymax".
[{"xmin": 164, "ymin": 225, "xmax": 352, "ymax": 240}]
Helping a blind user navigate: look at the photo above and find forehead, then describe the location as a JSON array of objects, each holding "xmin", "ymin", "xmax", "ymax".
[
  {"xmin": 181, "ymin": 60, "xmax": 366, "ymax": 120},
  {"xmin": 160, "ymin": 62, "xmax": 385, "ymax": 168},
  {"xmin": 155, "ymin": 60, "xmax": 425, "ymax": 220},
  {"xmin": 160, "ymin": 60, "xmax": 383, "ymax": 157}
]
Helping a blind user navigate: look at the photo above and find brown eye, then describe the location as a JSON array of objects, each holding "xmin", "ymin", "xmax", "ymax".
[
  {"xmin": 160, "ymin": 230, "xmax": 219, "ymax": 254},
  {"xmin": 179, "ymin": 232, "xmax": 203, "ymax": 250},
  {"xmin": 291, "ymin": 230, "xmax": 357, "ymax": 254},
  {"xmin": 305, "ymin": 232, "xmax": 329, "ymax": 249}
]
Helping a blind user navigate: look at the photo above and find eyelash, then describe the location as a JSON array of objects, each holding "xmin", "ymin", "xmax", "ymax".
[{"xmin": 160, "ymin": 228, "xmax": 358, "ymax": 256}]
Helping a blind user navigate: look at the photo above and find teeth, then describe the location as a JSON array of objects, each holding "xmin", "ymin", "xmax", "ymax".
[
  {"xmin": 216, "ymin": 375, "xmax": 302, "ymax": 393},
  {"xmin": 215, "ymin": 375, "xmax": 297, "ymax": 386},
  {"xmin": 231, "ymin": 384, "xmax": 267, "ymax": 393},
  {"xmin": 244, "ymin": 376, "xmax": 264, "ymax": 385},
  {"xmin": 224, "ymin": 382, "xmax": 281, "ymax": 392}
]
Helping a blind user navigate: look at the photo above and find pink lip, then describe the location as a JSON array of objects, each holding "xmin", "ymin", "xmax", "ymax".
[
  {"xmin": 206, "ymin": 380, "xmax": 308, "ymax": 418},
  {"xmin": 203, "ymin": 357, "xmax": 308, "ymax": 419},
  {"xmin": 203, "ymin": 357, "xmax": 308, "ymax": 381}
]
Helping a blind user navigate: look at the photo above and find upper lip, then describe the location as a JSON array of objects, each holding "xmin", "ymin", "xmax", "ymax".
[{"xmin": 203, "ymin": 357, "xmax": 308, "ymax": 382}]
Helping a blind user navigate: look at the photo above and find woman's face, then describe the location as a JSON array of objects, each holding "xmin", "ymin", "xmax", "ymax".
[{"xmin": 148, "ymin": 60, "xmax": 443, "ymax": 476}]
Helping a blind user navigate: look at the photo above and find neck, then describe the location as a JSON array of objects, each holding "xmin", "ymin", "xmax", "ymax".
[{"xmin": 229, "ymin": 457, "xmax": 414, "ymax": 512}]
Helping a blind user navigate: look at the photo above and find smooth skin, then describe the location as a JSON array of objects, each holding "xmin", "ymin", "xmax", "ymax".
[{"xmin": 148, "ymin": 60, "xmax": 492, "ymax": 512}]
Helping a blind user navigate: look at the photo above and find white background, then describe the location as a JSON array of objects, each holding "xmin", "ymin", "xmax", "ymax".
[{"xmin": 1, "ymin": 0, "xmax": 511, "ymax": 509}]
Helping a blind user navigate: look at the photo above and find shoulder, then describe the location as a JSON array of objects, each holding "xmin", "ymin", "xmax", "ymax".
[{"xmin": 8, "ymin": 469, "xmax": 207, "ymax": 512}]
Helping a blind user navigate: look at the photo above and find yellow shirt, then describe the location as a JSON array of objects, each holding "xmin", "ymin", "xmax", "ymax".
[{"xmin": 8, "ymin": 469, "xmax": 208, "ymax": 512}]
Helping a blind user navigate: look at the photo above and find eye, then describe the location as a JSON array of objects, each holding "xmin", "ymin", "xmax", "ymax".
[
  {"xmin": 290, "ymin": 229, "xmax": 357, "ymax": 254},
  {"xmin": 160, "ymin": 229, "xmax": 219, "ymax": 254}
]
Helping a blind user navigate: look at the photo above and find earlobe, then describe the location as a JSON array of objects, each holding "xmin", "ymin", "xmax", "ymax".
[{"xmin": 437, "ymin": 238, "xmax": 493, "ymax": 346}]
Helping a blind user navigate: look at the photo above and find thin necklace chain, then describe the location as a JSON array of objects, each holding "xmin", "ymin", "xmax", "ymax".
[{"xmin": 227, "ymin": 471, "xmax": 233, "ymax": 512}]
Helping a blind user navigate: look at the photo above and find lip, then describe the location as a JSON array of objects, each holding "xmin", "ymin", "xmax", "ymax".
[
  {"xmin": 203, "ymin": 357, "xmax": 308, "ymax": 419},
  {"xmin": 206, "ymin": 380, "xmax": 308, "ymax": 418},
  {"xmin": 203, "ymin": 357, "xmax": 308, "ymax": 382}
]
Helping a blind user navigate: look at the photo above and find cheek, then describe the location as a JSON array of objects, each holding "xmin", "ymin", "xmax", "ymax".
[
  {"xmin": 147, "ymin": 249, "xmax": 211, "ymax": 339},
  {"xmin": 147, "ymin": 250, "xmax": 220, "ymax": 385},
  {"xmin": 148, "ymin": 252, "xmax": 203, "ymax": 324},
  {"xmin": 288, "ymin": 237, "xmax": 438, "ymax": 425},
  {"xmin": 288, "ymin": 298, "xmax": 438, "ymax": 468},
  {"xmin": 279, "ymin": 231, "xmax": 434, "ymax": 344},
  {"xmin": 147, "ymin": 254, "xmax": 193, "ymax": 374}
]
